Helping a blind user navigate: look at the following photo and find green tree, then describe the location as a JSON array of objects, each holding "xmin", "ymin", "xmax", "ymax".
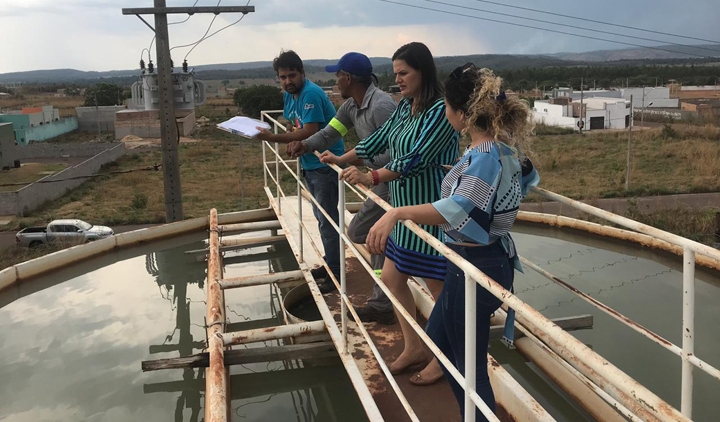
[
  {"xmin": 83, "ymin": 83, "xmax": 125, "ymax": 106},
  {"xmin": 221, "ymin": 79, "xmax": 230, "ymax": 86},
  {"xmin": 66, "ymin": 86, "xmax": 81, "ymax": 96},
  {"xmin": 233, "ymin": 85, "xmax": 283, "ymax": 119}
]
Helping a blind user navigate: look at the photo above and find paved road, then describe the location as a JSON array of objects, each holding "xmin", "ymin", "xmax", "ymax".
[{"xmin": 0, "ymin": 224, "xmax": 158, "ymax": 252}]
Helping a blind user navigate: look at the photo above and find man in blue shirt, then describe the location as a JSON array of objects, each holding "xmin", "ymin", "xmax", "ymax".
[{"xmin": 255, "ymin": 50, "xmax": 345, "ymax": 286}]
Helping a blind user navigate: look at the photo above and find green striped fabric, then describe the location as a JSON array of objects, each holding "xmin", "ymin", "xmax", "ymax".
[{"xmin": 356, "ymin": 98, "xmax": 459, "ymax": 256}]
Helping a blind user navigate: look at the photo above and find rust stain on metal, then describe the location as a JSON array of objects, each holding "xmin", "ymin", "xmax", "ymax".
[
  {"xmin": 205, "ymin": 209, "xmax": 228, "ymax": 422},
  {"xmin": 495, "ymin": 404, "xmax": 515, "ymax": 422}
]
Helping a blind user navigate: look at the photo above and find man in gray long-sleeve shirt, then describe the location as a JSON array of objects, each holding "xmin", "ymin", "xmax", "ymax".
[{"xmin": 287, "ymin": 52, "xmax": 398, "ymax": 324}]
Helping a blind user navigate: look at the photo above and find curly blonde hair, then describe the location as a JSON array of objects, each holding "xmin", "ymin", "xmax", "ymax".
[{"xmin": 462, "ymin": 68, "xmax": 534, "ymax": 158}]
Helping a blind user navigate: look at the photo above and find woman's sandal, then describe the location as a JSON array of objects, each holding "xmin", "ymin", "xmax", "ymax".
[
  {"xmin": 388, "ymin": 354, "xmax": 430, "ymax": 375},
  {"xmin": 409, "ymin": 371, "xmax": 444, "ymax": 386}
]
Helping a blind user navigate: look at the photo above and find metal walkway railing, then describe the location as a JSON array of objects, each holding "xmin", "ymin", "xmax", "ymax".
[{"xmin": 258, "ymin": 109, "xmax": 720, "ymax": 422}]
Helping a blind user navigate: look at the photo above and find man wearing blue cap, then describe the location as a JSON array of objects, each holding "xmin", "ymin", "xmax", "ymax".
[{"xmin": 287, "ymin": 52, "xmax": 398, "ymax": 324}]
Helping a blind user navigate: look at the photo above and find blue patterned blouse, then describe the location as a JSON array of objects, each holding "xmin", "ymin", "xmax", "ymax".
[{"xmin": 431, "ymin": 140, "xmax": 539, "ymax": 268}]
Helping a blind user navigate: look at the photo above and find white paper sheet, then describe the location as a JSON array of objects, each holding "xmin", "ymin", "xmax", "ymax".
[{"xmin": 217, "ymin": 116, "xmax": 271, "ymax": 138}]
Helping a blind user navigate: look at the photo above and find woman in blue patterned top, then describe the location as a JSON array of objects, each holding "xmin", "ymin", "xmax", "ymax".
[
  {"xmin": 320, "ymin": 42, "xmax": 459, "ymax": 375},
  {"xmin": 366, "ymin": 65, "xmax": 539, "ymax": 420}
]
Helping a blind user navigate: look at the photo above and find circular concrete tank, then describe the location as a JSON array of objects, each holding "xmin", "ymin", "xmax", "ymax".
[{"xmin": 283, "ymin": 283, "xmax": 330, "ymax": 344}]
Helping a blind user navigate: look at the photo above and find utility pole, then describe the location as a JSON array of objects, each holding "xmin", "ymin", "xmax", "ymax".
[
  {"xmin": 94, "ymin": 92, "xmax": 100, "ymax": 139},
  {"xmin": 122, "ymin": 2, "xmax": 254, "ymax": 223},
  {"xmin": 579, "ymin": 77, "xmax": 584, "ymax": 134},
  {"xmin": 626, "ymin": 94, "xmax": 633, "ymax": 191}
]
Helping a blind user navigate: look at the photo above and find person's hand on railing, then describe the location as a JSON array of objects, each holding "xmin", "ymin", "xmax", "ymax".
[
  {"xmin": 319, "ymin": 150, "xmax": 341, "ymax": 165},
  {"xmin": 339, "ymin": 166, "xmax": 373, "ymax": 186},
  {"xmin": 366, "ymin": 209, "xmax": 398, "ymax": 254},
  {"xmin": 286, "ymin": 141, "xmax": 308, "ymax": 158}
]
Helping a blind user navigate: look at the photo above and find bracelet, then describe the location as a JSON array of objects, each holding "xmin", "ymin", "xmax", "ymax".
[{"xmin": 371, "ymin": 170, "xmax": 380, "ymax": 186}]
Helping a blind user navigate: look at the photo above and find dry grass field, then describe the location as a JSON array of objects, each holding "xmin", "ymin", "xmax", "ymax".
[
  {"xmin": 0, "ymin": 163, "xmax": 68, "ymax": 192},
  {"xmin": 7, "ymin": 122, "xmax": 716, "ymax": 228},
  {"xmin": 530, "ymin": 124, "xmax": 720, "ymax": 200}
]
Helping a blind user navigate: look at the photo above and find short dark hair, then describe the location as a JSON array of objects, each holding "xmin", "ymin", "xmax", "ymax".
[
  {"xmin": 273, "ymin": 50, "xmax": 304, "ymax": 74},
  {"xmin": 349, "ymin": 73, "xmax": 373, "ymax": 87},
  {"xmin": 392, "ymin": 42, "xmax": 442, "ymax": 113}
]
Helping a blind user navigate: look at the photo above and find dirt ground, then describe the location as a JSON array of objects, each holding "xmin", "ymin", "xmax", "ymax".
[{"xmin": 119, "ymin": 135, "xmax": 201, "ymax": 149}]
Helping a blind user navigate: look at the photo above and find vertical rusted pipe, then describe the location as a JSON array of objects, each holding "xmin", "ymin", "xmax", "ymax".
[{"xmin": 205, "ymin": 209, "xmax": 227, "ymax": 422}]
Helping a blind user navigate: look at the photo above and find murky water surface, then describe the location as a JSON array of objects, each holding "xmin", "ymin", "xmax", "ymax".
[
  {"xmin": 0, "ymin": 231, "xmax": 367, "ymax": 422},
  {"xmin": 1, "ymin": 226, "xmax": 719, "ymax": 421},
  {"xmin": 497, "ymin": 227, "xmax": 720, "ymax": 422}
]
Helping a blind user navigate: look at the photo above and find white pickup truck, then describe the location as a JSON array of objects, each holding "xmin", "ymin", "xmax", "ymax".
[{"xmin": 15, "ymin": 219, "xmax": 114, "ymax": 248}]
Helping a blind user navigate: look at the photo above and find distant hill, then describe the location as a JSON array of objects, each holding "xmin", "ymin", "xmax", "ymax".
[
  {"xmin": 1, "ymin": 43, "xmax": 718, "ymax": 85},
  {"xmin": 0, "ymin": 54, "xmax": 580, "ymax": 84},
  {"xmin": 0, "ymin": 58, "xmax": 396, "ymax": 84},
  {"xmin": 550, "ymin": 44, "xmax": 720, "ymax": 62}
]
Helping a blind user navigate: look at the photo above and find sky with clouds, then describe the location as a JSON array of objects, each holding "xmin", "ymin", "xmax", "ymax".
[{"xmin": 0, "ymin": 0, "xmax": 717, "ymax": 73}]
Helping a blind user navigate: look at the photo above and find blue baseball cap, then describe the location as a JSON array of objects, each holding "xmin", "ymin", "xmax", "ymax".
[{"xmin": 325, "ymin": 52, "xmax": 373, "ymax": 77}]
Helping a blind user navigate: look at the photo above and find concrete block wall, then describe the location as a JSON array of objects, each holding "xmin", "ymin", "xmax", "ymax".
[
  {"xmin": 14, "ymin": 142, "xmax": 122, "ymax": 160},
  {"xmin": 76, "ymin": 106, "xmax": 126, "ymax": 132},
  {"xmin": 0, "ymin": 192, "xmax": 17, "ymax": 215},
  {"xmin": 24, "ymin": 117, "xmax": 78, "ymax": 142},
  {"xmin": 0, "ymin": 123, "xmax": 16, "ymax": 168},
  {"xmin": 0, "ymin": 143, "xmax": 126, "ymax": 216},
  {"xmin": 115, "ymin": 109, "xmax": 196, "ymax": 139}
]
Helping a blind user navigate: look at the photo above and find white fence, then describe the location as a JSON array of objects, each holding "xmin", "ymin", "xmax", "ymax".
[{"xmin": 259, "ymin": 109, "xmax": 719, "ymax": 422}]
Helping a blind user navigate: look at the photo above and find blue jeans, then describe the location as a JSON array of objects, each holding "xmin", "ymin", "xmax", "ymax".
[
  {"xmin": 346, "ymin": 181, "xmax": 392, "ymax": 312},
  {"xmin": 304, "ymin": 167, "xmax": 340, "ymax": 277},
  {"xmin": 425, "ymin": 242, "xmax": 514, "ymax": 422}
]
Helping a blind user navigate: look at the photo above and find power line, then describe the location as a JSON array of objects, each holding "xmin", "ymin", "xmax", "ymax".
[
  {"xmin": 183, "ymin": 2, "xmax": 250, "ymax": 61},
  {"xmin": 422, "ymin": 0, "xmax": 720, "ymax": 55},
  {"xmin": 174, "ymin": 0, "xmax": 252, "ymax": 61},
  {"xmin": 170, "ymin": 0, "xmax": 223, "ymax": 53},
  {"xmin": 378, "ymin": 0, "xmax": 712, "ymax": 59},
  {"xmin": 0, "ymin": 164, "xmax": 162, "ymax": 188},
  {"xmin": 143, "ymin": 0, "xmax": 201, "ymax": 63},
  {"xmin": 468, "ymin": 0, "xmax": 720, "ymax": 45},
  {"xmin": 169, "ymin": 0, "xmax": 201, "ymax": 25}
]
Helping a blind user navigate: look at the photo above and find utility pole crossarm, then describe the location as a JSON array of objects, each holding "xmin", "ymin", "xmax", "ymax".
[
  {"xmin": 122, "ymin": 6, "xmax": 254, "ymax": 15},
  {"xmin": 123, "ymin": 1, "xmax": 255, "ymax": 223}
]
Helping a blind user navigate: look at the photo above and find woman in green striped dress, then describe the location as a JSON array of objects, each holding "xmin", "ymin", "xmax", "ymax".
[{"xmin": 320, "ymin": 42, "xmax": 459, "ymax": 374}]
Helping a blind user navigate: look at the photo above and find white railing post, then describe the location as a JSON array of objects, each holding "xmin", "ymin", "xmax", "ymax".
[
  {"xmin": 465, "ymin": 273, "xmax": 477, "ymax": 422},
  {"xmin": 339, "ymin": 179, "xmax": 347, "ymax": 352},
  {"xmin": 681, "ymin": 247, "xmax": 696, "ymax": 417},
  {"xmin": 297, "ymin": 158, "xmax": 303, "ymax": 262},
  {"xmin": 274, "ymin": 121, "xmax": 280, "ymax": 214},
  {"xmin": 260, "ymin": 114, "xmax": 267, "ymax": 188}
]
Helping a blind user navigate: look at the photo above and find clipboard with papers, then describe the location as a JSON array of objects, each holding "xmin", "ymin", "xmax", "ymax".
[{"xmin": 216, "ymin": 116, "xmax": 271, "ymax": 138}]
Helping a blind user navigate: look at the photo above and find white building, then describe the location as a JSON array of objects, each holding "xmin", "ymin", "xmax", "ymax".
[
  {"xmin": 549, "ymin": 87, "xmax": 678, "ymax": 110},
  {"xmin": 533, "ymin": 99, "xmax": 577, "ymax": 130},
  {"xmin": 620, "ymin": 87, "xmax": 679, "ymax": 109},
  {"xmin": 533, "ymin": 97, "xmax": 630, "ymax": 131}
]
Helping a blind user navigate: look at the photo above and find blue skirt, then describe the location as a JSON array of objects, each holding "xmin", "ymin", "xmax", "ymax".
[{"xmin": 385, "ymin": 236, "xmax": 447, "ymax": 280}]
